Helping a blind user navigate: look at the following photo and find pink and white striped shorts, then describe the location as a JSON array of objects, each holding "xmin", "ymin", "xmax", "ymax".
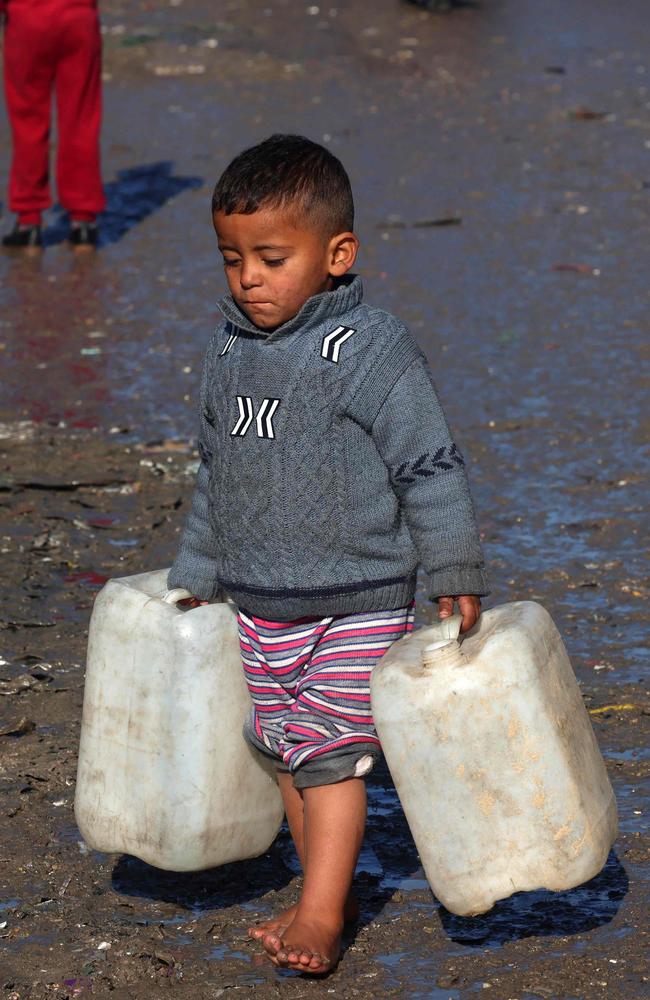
[{"xmin": 237, "ymin": 604, "xmax": 415, "ymax": 789}]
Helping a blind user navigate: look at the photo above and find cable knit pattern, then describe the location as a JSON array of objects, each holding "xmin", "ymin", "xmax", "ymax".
[{"xmin": 168, "ymin": 275, "xmax": 489, "ymax": 617}]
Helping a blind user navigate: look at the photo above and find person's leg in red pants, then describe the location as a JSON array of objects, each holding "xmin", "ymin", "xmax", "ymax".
[
  {"xmin": 55, "ymin": 7, "xmax": 105, "ymax": 223},
  {"xmin": 3, "ymin": 6, "xmax": 56, "ymax": 226}
]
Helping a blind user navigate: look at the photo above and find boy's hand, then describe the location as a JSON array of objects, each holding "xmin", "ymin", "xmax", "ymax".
[{"xmin": 437, "ymin": 595, "xmax": 481, "ymax": 634}]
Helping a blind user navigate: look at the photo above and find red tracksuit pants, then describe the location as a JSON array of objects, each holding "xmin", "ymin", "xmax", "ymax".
[{"xmin": 3, "ymin": 5, "xmax": 106, "ymax": 219}]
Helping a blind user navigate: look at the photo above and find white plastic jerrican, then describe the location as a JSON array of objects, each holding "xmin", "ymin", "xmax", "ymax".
[
  {"xmin": 371, "ymin": 601, "xmax": 618, "ymax": 916},
  {"xmin": 74, "ymin": 569, "xmax": 284, "ymax": 871}
]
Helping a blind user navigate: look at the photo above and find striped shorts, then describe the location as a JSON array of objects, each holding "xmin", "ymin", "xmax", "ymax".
[{"xmin": 237, "ymin": 604, "xmax": 415, "ymax": 789}]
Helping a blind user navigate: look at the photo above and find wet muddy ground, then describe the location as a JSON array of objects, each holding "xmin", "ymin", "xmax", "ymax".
[{"xmin": 0, "ymin": 0, "xmax": 648, "ymax": 997}]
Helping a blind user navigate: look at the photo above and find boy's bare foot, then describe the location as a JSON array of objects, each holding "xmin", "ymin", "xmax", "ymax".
[
  {"xmin": 248, "ymin": 903, "xmax": 298, "ymax": 941},
  {"xmin": 248, "ymin": 893, "xmax": 358, "ymax": 942},
  {"xmin": 263, "ymin": 913, "xmax": 343, "ymax": 974}
]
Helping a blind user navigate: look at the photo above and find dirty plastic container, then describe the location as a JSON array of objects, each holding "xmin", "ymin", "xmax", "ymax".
[
  {"xmin": 75, "ymin": 568, "xmax": 284, "ymax": 871},
  {"xmin": 371, "ymin": 601, "xmax": 618, "ymax": 916}
]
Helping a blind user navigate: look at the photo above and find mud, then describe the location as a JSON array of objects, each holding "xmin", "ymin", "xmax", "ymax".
[{"xmin": 0, "ymin": 0, "xmax": 648, "ymax": 997}]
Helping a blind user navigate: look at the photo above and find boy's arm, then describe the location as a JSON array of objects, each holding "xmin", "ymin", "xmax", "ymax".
[
  {"xmin": 370, "ymin": 355, "xmax": 489, "ymax": 606},
  {"xmin": 167, "ymin": 344, "xmax": 222, "ymax": 601}
]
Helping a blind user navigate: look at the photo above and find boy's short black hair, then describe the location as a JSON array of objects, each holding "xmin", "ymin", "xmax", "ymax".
[{"xmin": 212, "ymin": 134, "xmax": 354, "ymax": 235}]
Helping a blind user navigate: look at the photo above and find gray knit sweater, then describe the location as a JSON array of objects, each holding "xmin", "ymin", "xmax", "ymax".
[{"xmin": 168, "ymin": 275, "xmax": 488, "ymax": 618}]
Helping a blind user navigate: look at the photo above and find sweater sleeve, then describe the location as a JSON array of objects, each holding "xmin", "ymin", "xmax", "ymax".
[
  {"xmin": 167, "ymin": 343, "xmax": 222, "ymax": 601},
  {"xmin": 371, "ymin": 356, "xmax": 489, "ymax": 601}
]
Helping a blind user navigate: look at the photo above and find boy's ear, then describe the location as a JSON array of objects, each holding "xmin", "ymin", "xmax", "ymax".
[{"xmin": 328, "ymin": 232, "xmax": 360, "ymax": 276}]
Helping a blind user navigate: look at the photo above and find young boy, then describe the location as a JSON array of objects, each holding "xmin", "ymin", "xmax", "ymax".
[{"xmin": 169, "ymin": 134, "xmax": 488, "ymax": 975}]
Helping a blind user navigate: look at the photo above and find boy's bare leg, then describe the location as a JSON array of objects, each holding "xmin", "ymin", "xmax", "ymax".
[
  {"xmin": 249, "ymin": 770, "xmax": 358, "ymax": 941},
  {"xmin": 248, "ymin": 770, "xmax": 305, "ymax": 939},
  {"xmin": 263, "ymin": 776, "xmax": 366, "ymax": 973}
]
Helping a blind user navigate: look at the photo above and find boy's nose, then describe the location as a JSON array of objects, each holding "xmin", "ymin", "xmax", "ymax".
[{"xmin": 239, "ymin": 262, "xmax": 263, "ymax": 289}]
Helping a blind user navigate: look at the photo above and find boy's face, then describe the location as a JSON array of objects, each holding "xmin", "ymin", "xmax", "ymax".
[{"xmin": 214, "ymin": 206, "xmax": 358, "ymax": 330}]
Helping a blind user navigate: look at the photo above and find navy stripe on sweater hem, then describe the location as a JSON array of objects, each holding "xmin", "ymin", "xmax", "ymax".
[{"xmin": 220, "ymin": 573, "xmax": 415, "ymax": 600}]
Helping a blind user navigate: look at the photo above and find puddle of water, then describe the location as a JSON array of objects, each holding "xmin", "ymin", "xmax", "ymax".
[
  {"xmin": 206, "ymin": 943, "xmax": 250, "ymax": 962},
  {"xmin": 380, "ymin": 875, "xmax": 431, "ymax": 892},
  {"xmin": 357, "ymin": 841, "xmax": 384, "ymax": 879},
  {"xmin": 605, "ymin": 747, "xmax": 650, "ymax": 762},
  {"xmin": 521, "ymin": 996, "xmax": 583, "ymax": 1000},
  {"xmin": 376, "ymin": 951, "xmax": 409, "ymax": 967},
  {"xmin": 613, "ymin": 780, "xmax": 648, "ymax": 835},
  {"xmin": 376, "ymin": 954, "xmax": 461, "ymax": 999}
]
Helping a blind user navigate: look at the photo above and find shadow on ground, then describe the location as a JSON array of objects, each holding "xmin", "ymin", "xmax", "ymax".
[
  {"xmin": 439, "ymin": 849, "xmax": 628, "ymax": 946},
  {"xmin": 110, "ymin": 823, "xmax": 296, "ymax": 912},
  {"xmin": 43, "ymin": 162, "xmax": 203, "ymax": 248},
  {"xmin": 109, "ymin": 753, "xmax": 628, "ymax": 957}
]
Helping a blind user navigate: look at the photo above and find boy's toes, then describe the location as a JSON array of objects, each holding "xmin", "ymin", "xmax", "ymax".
[
  {"xmin": 304, "ymin": 950, "xmax": 329, "ymax": 971},
  {"xmin": 262, "ymin": 931, "xmax": 284, "ymax": 957},
  {"xmin": 276, "ymin": 944, "xmax": 304, "ymax": 964},
  {"xmin": 277, "ymin": 944, "xmax": 330, "ymax": 972}
]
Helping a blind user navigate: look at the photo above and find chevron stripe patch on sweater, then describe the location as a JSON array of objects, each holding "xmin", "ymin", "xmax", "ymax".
[
  {"xmin": 220, "ymin": 332, "xmax": 238, "ymax": 356},
  {"xmin": 321, "ymin": 325, "xmax": 355, "ymax": 363}
]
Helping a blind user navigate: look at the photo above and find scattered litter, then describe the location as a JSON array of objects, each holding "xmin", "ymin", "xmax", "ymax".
[
  {"xmin": 589, "ymin": 704, "xmax": 638, "ymax": 715},
  {"xmin": 0, "ymin": 618, "xmax": 55, "ymax": 631},
  {"xmin": 152, "ymin": 64, "xmax": 206, "ymax": 76},
  {"xmin": 0, "ymin": 717, "xmax": 36, "ymax": 737},
  {"xmin": 412, "ymin": 216, "xmax": 462, "ymax": 227},
  {"xmin": 154, "ymin": 949, "xmax": 176, "ymax": 966},
  {"xmin": 61, "ymin": 978, "xmax": 93, "ymax": 996},
  {"xmin": 551, "ymin": 263, "xmax": 600, "ymax": 275},
  {"xmin": 0, "ymin": 674, "xmax": 41, "ymax": 695},
  {"xmin": 58, "ymin": 874, "xmax": 73, "ymax": 896},
  {"xmin": 97, "ymin": 940, "xmax": 111, "ymax": 950},
  {"xmin": 568, "ymin": 107, "xmax": 609, "ymax": 120},
  {"xmin": 377, "ymin": 216, "xmax": 462, "ymax": 229},
  {"xmin": 120, "ymin": 32, "xmax": 157, "ymax": 47},
  {"xmin": 0, "ymin": 421, "xmax": 36, "ymax": 442},
  {"xmin": 64, "ymin": 571, "xmax": 109, "ymax": 588},
  {"xmin": 86, "ymin": 516, "xmax": 117, "ymax": 529}
]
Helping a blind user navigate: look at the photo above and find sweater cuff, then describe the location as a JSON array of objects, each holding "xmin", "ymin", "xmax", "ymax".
[
  {"xmin": 428, "ymin": 564, "xmax": 490, "ymax": 601},
  {"xmin": 166, "ymin": 566, "xmax": 222, "ymax": 602}
]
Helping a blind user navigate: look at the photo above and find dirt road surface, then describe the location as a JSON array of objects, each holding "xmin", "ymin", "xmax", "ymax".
[{"xmin": 0, "ymin": 1, "xmax": 648, "ymax": 997}]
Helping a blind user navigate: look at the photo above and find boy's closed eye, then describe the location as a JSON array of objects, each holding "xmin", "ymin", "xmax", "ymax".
[{"xmin": 221, "ymin": 256, "xmax": 286, "ymax": 268}]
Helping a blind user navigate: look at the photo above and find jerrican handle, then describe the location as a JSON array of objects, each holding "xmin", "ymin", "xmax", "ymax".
[
  {"xmin": 162, "ymin": 587, "xmax": 228, "ymax": 606},
  {"xmin": 162, "ymin": 587, "xmax": 195, "ymax": 605},
  {"xmin": 421, "ymin": 613, "xmax": 464, "ymax": 666}
]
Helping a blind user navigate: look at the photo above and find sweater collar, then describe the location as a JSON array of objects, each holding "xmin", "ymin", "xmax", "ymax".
[{"xmin": 217, "ymin": 274, "xmax": 363, "ymax": 341}]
